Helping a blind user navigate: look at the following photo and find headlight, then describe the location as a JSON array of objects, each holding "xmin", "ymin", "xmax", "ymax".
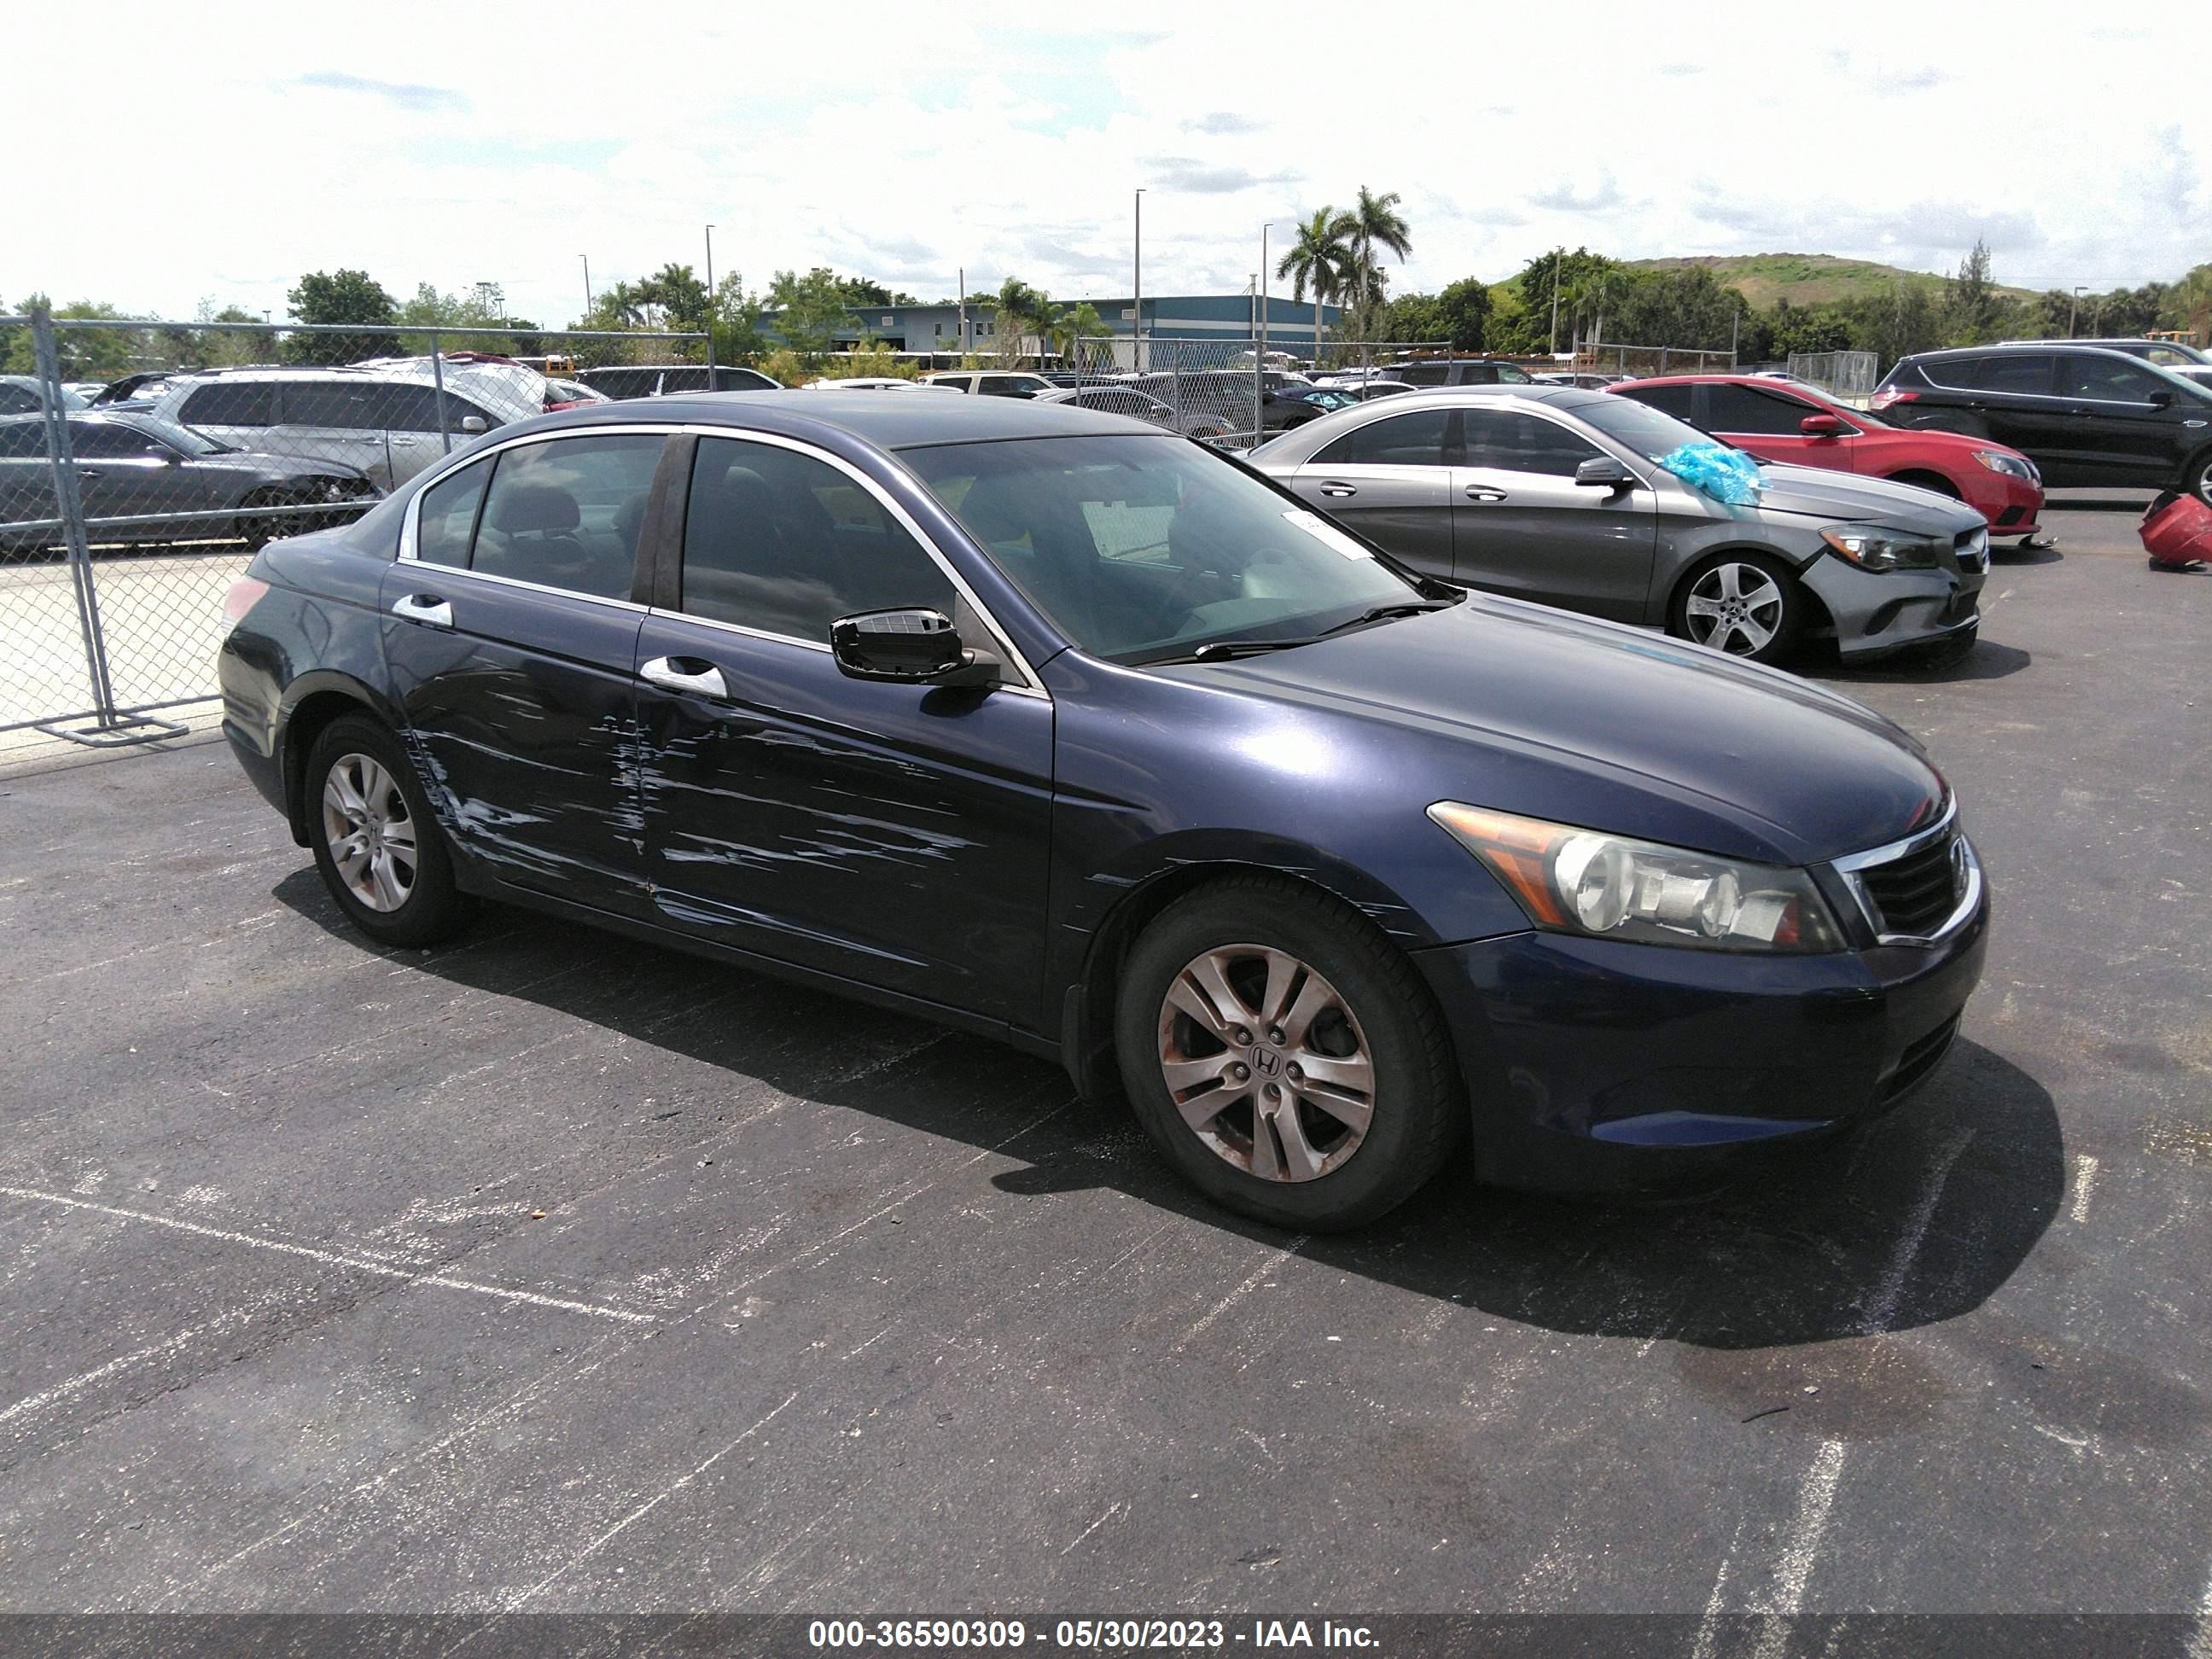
[
  {"xmin": 1819, "ymin": 525, "xmax": 1942, "ymax": 572},
  {"xmin": 1972, "ymin": 450, "xmax": 2038, "ymax": 481},
  {"xmin": 1428, "ymin": 803, "xmax": 1845, "ymax": 954}
]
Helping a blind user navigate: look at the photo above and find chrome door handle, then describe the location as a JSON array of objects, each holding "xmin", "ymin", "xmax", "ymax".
[
  {"xmin": 1318, "ymin": 482, "xmax": 1358, "ymax": 498},
  {"xmin": 390, "ymin": 593, "xmax": 452, "ymax": 628},
  {"xmin": 77, "ymin": 468, "xmax": 102, "ymax": 479},
  {"xmin": 639, "ymin": 655, "xmax": 728, "ymax": 699},
  {"xmin": 1464, "ymin": 487, "xmax": 1508, "ymax": 503}
]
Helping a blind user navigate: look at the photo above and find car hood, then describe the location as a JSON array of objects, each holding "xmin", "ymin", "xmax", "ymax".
[
  {"xmin": 1162, "ymin": 597, "xmax": 1947, "ymax": 866},
  {"xmin": 1745, "ymin": 463, "xmax": 1987, "ymax": 532}
]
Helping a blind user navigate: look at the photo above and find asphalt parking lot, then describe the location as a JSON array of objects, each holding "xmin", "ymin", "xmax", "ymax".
[{"xmin": 2, "ymin": 502, "xmax": 2208, "ymax": 1639}]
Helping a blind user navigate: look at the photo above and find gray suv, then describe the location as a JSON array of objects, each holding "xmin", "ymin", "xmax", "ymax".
[
  {"xmin": 144, "ymin": 369, "xmax": 506, "ymax": 492},
  {"xmin": 1252, "ymin": 386, "xmax": 1986, "ymax": 665}
]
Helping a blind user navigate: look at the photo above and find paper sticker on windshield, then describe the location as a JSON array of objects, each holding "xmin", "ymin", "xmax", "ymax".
[{"xmin": 1284, "ymin": 509, "xmax": 1373, "ymax": 561}]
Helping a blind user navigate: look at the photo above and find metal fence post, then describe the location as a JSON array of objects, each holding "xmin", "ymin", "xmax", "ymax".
[
  {"xmin": 429, "ymin": 330, "xmax": 451, "ymax": 456},
  {"xmin": 31, "ymin": 306, "xmax": 119, "ymax": 729}
]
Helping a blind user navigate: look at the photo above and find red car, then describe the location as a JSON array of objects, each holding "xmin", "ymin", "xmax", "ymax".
[{"xmin": 1611, "ymin": 375, "xmax": 2046, "ymax": 543}]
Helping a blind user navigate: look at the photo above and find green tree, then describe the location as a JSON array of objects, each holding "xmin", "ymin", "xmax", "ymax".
[
  {"xmin": 1345, "ymin": 185, "xmax": 1412, "ymax": 308},
  {"xmin": 1496, "ymin": 248, "xmax": 1618, "ymax": 354},
  {"xmin": 1943, "ymin": 237, "xmax": 2000, "ymax": 345},
  {"xmin": 637, "ymin": 262, "xmax": 712, "ymax": 334},
  {"xmin": 1276, "ymin": 206, "xmax": 1355, "ymax": 358},
  {"xmin": 2165, "ymin": 264, "xmax": 2212, "ymax": 341},
  {"xmin": 283, "ymin": 269, "xmax": 400, "ymax": 364},
  {"xmin": 1435, "ymin": 276, "xmax": 1493, "ymax": 352},
  {"xmin": 1382, "ymin": 292, "xmax": 1445, "ymax": 344},
  {"xmin": 710, "ymin": 273, "xmax": 768, "ymax": 364},
  {"xmin": 2, "ymin": 297, "xmax": 145, "ymax": 377},
  {"xmin": 766, "ymin": 267, "xmax": 862, "ymax": 360}
]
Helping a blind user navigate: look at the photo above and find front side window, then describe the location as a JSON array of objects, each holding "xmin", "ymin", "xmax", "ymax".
[
  {"xmin": 1461, "ymin": 409, "xmax": 1604, "ymax": 475},
  {"xmin": 69, "ymin": 421, "xmax": 166, "ymax": 458},
  {"xmin": 471, "ymin": 433, "xmax": 662, "ymax": 598},
  {"xmin": 681, "ymin": 437, "xmax": 957, "ymax": 642},
  {"xmin": 905, "ymin": 434, "xmax": 1423, "ymax": 664},
  {"xmin": 2058, "ymin": 354, "xmax": 2173, "ymax": 403},
  {"xmin": 1706, "ymin": 382, "xmax": 1822, "ymax": 434},
  {"xmin": 1621, "ymin": 382, "xmax": 1695, "ymax": 419},
  {"xmin": 416, "ymin": 459, "xmax": 490, "ymax": 568},
  {"xmin": 1312, "ymin": 408, "xmax": 1455, "ymax": 468}
]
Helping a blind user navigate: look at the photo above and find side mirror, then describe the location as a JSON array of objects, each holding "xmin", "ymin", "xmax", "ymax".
[
  {"xmin": 830, "ymin": 608, "xmax": 1000, "ymax": 689},
  {"xmin": 1799, "ymin": 412, "xmax": 1845, "ymax": 436},
  {"xmin": 2149, "ymin": 389, "xmax": 2176, "ymax": 409},
  {"xmin": 1575, "ymin": 456, "xmax": 1635, "ymax": 490},
  {"xmin": 458, "ymin": 415, "xmax": 488, "ymax": 435}
]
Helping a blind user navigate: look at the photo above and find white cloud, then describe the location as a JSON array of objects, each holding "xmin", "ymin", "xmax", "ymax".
[{"xmin": 8, "ymin": 0, "xmax": 2206, "ymax": 329}]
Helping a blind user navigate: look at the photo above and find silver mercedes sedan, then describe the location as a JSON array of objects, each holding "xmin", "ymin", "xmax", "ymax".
[{"xmin": 1249, "ymin": 385, "xmax": 1988, "ymax": 665}]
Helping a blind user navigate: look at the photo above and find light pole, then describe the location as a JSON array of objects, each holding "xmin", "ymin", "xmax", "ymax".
[
  {"xmin": 705, "ymin": 225, "xmax": 716, "ymax": 298},
  {"xmin": 1549, "ymin": 246, "xmax": 1563, "ymax": 356},
  {"xmin": 958, "ymin": 265, "xmax": 967, "ymax": 356},
  {"xmin": 580, "ymin": 254, "xmax": 592, "ymax": 311},
  {"xmin": 1132, "ymin": 188, "xmax": 1144, "ymax": 372},
  {"xmin": 2070, "ymin": 285, "xmax": 2088, "ymax": 337}
]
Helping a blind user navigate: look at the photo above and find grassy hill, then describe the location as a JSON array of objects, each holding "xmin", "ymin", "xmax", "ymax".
[{"xmin": 1621, "ymin": 253, "xmax": 2039, "ymax": 311}]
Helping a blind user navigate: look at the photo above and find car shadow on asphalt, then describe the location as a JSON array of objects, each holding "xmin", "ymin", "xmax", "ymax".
[
  {"xmin": 274, "ymin": 870, "xmax": 2063, "ymax": 1357},
  {"xmin": 1822, "ymin": 638, "xmax": 2032, "ymax": 686},
  {"xmin": 1989, "ymin": 543, "xmax": 2064, "ymax": 567}
]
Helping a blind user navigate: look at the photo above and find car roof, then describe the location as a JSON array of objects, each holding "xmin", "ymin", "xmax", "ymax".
[
  {"xmin": 493, "ymin": 388, "xmax": 1166, "ymax": 451},
  {"xmin": 1617, "ymin": 374, "xmax": 1824, "ymax": 389},
  {"xmin": 1907, "ymin": 341, "xmax": 2148, "ymax": 362}
]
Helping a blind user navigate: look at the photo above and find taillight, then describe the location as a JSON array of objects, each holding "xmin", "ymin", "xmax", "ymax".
[
  {"xmin": 223, "ymin": 575, "xmax": 271, "ymax": 623},
  {"xmin": 1870, "ymin": 387, "xmax": 1917, "ymax": 410}
]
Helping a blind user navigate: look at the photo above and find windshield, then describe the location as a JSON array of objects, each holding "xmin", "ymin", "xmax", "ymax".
[
  {"xmin": 904, "ymin": 434, "xmax": 1428, "ymax": 664},
  {"xmin": 1576, "ymin": 395, "xmax": 1715, "ymax": 463}
]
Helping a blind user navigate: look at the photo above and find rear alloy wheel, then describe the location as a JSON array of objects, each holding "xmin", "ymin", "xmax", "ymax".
[
  {"xmin": 1675, "ymin": 556, "xmax": 1802, "ymax": 664},
  {"xmin": 306, "ymin": 714, "xmax": 471, "ymax": 947},
  {"xmin": 1115, "ymin": 875, "xmax": 1459, "ymax": 1230}
]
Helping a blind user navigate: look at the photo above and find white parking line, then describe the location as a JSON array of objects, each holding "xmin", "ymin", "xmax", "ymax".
[
  {"xmin": 2069, "ymin": 1153, "xmax": 2100, "ymax": 1224},
  {"xmin": 0, "ymin": 1185, "xmax": 653, "ymax": 1324}
]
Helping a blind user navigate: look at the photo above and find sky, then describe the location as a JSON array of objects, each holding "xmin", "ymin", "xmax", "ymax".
[{"xmin": 9, "ymin": 2, "xmax": 2206, "ymax": 330}]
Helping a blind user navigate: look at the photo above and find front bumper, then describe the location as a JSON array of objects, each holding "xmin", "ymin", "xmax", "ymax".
[
  {"xmin": 1957, "ymin": 469, "xmax": 2045, "ymax": 539},
  {"xmin": 1411, "ymin": 890, "xmax": 1989, "ymax": 1193},
  {"xmin": 1801, "ymin": 550, "xmax": 1987, "ymax": 661}
]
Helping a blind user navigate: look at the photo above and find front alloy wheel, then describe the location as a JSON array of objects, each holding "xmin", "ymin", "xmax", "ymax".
[
  {"xmin": 320, "ymin": 752, "xmax": 417, "ymax": 912},
  {"xmin": 1157, "ymin": 945, "xmax": 1375, "ymax": 1183},
  {"xmin": 1683, "ymin": 561, "xmax": 1787, "ymax": 656}
]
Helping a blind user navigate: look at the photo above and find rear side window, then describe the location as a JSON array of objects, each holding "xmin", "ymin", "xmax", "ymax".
[
  {"xmin": 1706, "ymin": 383, "xmax": 1819, "ymax": 434},
  {"xmin": 179, "ymin": 381, "xmax": 275, "ymax": 427},
  {"xmin": 1620, "ymin": 382, "xmax": 1696, "ymax": 419},
  {"xmin": 1397, "ymin": 362, "xmax": 1448, "ymax": 387},
  {"xmin": 1461, "ymin": 409, "xmax": 1604, "ymax": 476},
  {"xmin": 1312, "ymin": 408, "xmax": 1455, "ymax": 467},
  {"xmin": 472, "ymin": 433, "xmax": 662, "ymax": 599},
  {"xmin": 282, "ymin": 382, "xmax": 387, "ymax": 430},
  {"xmin": 1452, "ymin": 364, "xmax": 1499, "ymax": 385},
  {"xmin": 681, "ymin": 436, "xmax": 956, "ymax": 643},
  {"xmin": 1972, "ymin": 355, "xmax": 2052, "ymax": 395},
  {"xmin": 416, "ymin": 460, "xmax": 489, "ymax": 568},
  {"xmin": 2059, "ymin": 354, "xmax": 2171, "ymax": 403}
]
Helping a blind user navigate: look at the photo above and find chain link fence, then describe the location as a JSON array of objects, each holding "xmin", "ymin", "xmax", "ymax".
[
  {"xmin": 1053, "ymin": 339, "xmax": 1451, "ymax": 451},
  {"xmin": 1579, "ymin": 343, "xmax": 1738, "ymax": 380},
  {"xmin": 1, "ymin": 310, "xmax": 703, "ymax": 745},
  {"xmin": 1785, "ymin": 350, "xmax": 1880, "ymax": 404}
]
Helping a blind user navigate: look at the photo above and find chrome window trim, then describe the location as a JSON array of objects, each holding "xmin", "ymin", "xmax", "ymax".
[
  {"xmin": 1827, "ymin": 798, "xmax": 1982, "ymax": 946},
  {"xmin": 674, "ymin": 423, "xmax": 1048, "ymax": 699}
]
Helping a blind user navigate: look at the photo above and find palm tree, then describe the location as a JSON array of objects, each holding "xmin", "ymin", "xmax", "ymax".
[
  {"xmin": 1345, "ymin": 186, "xmax": 1413, "ymax": 311},
  {"xmin": 1050, "ymin": 301, "xmax": 1108, "ymax": 370},
  {"xmin": 1277, "ymin": 207, "xmax": 1355, "ymax": 364},
  {"xmin": 994, "ymin": 277, "xmax": 1055, "ymax": 364}
]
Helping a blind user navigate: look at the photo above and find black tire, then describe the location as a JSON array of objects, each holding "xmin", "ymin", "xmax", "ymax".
[
  {"xmin": 304, "ymin": 714, "xmax": 472, "ymax": 948},
  {"xmin": 2185, "ymin": 447, "xmax": 2212, "ymax": 509},
  {"xmin": 1113, "ymin": 874, "xmax": 1461, "ymax": 1231},
  {"xmin": 236, "ymin": 486, "xmax": 288, "ymax": 551},
  {"xmin": 1668, "ymin": 550, "xmax": 1806, "ymax": 666},
  {"xmin": 1888, "ymin": 470, "xmax": 1961, "ymax": 500}
]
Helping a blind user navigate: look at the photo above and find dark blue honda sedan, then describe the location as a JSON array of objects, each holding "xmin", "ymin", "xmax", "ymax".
[{"xmin": 218, "ymin": 393, "xmax": 1988, "ymax": 1229}]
